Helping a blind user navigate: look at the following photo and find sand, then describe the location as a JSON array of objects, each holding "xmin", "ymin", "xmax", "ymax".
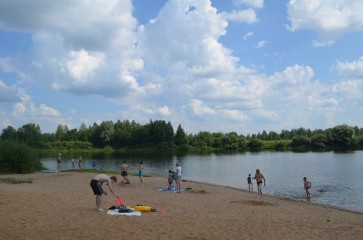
[{"xmin": 0, "ymin": 171, "xmax": 362, "ymax": 240}]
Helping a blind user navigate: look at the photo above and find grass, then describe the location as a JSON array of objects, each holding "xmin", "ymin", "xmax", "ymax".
[{"xmin": 0, "ymin": 178, "xmax": 32, "ymax": 184}]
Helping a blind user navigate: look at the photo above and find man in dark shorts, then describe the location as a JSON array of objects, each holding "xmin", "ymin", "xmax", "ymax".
[
  {"xmin": 120, "ymin": 160, "xmax": 130, "ymax": 187},
  {"xmin": 90, "ymin": 174, "xmax": 117, "ymax": 212},
  {"xmin": 253, "ymin": 169, "xmax": 266, "ymax": 198}
]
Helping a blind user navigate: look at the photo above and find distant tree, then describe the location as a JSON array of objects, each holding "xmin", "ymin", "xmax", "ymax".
[
  {"xmin": 16, "ymin": 123, "xmax": 42, "ymax": 148},
  {"xmin": 329, "ymin": 124, "xmax": 354, "ymax": 146},
  {"xmin": 99, "ymin": 121, "xmax": 114, "ymax": 147},
  {"xmin": 1, "ymin": 126, "xmax": 16, "ymax": 141},
  {"xmin": 174, "ymin": 124, "xmax": 188, "ymax": 146}
]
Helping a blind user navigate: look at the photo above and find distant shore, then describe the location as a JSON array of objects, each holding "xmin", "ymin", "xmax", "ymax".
[{"xmin": 1, "ymin": 171, "xmax": 362, "ymax": 240}]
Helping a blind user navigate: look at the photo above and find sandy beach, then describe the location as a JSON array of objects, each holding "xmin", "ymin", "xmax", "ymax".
[{"xmin": 0, "ymin": 171, "xmax": 362, "ymax": 240}]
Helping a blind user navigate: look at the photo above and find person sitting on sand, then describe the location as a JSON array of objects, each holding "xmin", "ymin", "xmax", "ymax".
[
  {"xmin": 120, "ymin": 160, "xmax": 130, "ymax": 187},
  {"xmin": 303, "ymin": 177, "xmax": 312, "ymax": 197},
  {"xmin": 90, "ymin": 174, "xmax": 117, "ymax": 212},
  {"xmin": 247, "ymin": 173, "xmax": 253, "ymax": 191},
  {"xmin": 253, "ymin": 169, "xmax": 266, "ymax": 198},
  {"xmin": 168, "ymin": 170, "xmax": 174, "ymax": 191}
]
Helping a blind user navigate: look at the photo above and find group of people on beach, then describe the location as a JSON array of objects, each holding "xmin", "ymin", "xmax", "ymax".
[
  {"xmin": 90, "ymin": 161, "xmax": 183, "ymax": 211},
  {"xmin": 247, "ymin": 169, "xmax": 312, "ymax": 198}
]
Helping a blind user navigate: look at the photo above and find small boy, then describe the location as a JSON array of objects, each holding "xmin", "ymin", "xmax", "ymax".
[
  {"xmin": 168, "ymin": 170, "xmax": 174, "ymax": 191},
  {"xmin": 92, "ymin": 159, "xmax": 96, "ymax": 169},
  {"xmin": 247, "ymin": 173, "xmax": 253, "ymax": 191},
  {"xmin": 303, "ymin": 177, "xmax": 312, "ymax": 197}
]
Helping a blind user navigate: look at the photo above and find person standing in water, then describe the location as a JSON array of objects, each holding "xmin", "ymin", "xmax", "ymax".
[
  {"xmin": 78, "ymin": 155, "xmax": 83, "ymax": 170},
  {"xmin": 90, "ymin": 174, "xmax": 117, "ymax": 212},
  {"xmin": 253, "ymin": 169, "xmax": 266, "ymax": 198},
  {"xmin": 247, "ymin": 173, "xmax": 253, "ymax": 191},
  {"xmin": 303, "ymin": 177, "xmax": 312, "ymax": 197}
]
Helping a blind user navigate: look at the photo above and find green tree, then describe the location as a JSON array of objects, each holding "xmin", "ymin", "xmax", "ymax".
[
  {"xmin": 99, "ymin": 121, "xmax": 114, "ymax": 147},
  {"xmin": 329, "ymin": 124, "xmax": 354, "ymax": 146},
  {"xmin": 174, "ymin": 124, "xmax": 188, "ymax": 146},
  {"xmin": 1, "ymin": 126, "xmax": 17, "ymax": 141}
]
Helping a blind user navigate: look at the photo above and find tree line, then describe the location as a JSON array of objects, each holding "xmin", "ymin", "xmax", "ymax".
[{"xmin": 1, "ymin": 120, "xmax": 363, "ymax": 151}]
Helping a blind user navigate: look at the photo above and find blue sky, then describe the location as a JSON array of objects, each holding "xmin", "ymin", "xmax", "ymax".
[{"xmin": 0, "ymin": 0, "xmax": 362, "ymax": 135}]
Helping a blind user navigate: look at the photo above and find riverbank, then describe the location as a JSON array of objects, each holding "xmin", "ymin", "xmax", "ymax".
[{"xmin": 0, "ymin": 172, "xmax": 362, "ymax": 240}]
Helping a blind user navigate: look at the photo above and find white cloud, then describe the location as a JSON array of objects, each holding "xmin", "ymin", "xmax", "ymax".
[
  {"xmin": 335, "ymin": 56, "xmax": 363, "ymax": 78},
  {"xmin": 158, "ymin": 106, "xmax": 171, "ymax": 116},
  {"xmin": 243, "ymin": 31, "xmax": 254, "ymax": 40},
  {"xmin": 66, "ymin": 50, "xmax": 105, "ymax": 81},
  {"xmin": 190, "ymin": 99, "xmax": 216, "ymax": 116},
  {"xmin": 255, "ymin": 40, "xmax": 267, "ymax": 48},
  {"xmin": 234, "ymin": 0, "xmax": 264, "ymax": 8},
  {"xmin": 0, "ymin": 80, "xmax": 21, "ymax": 102},
  {"xmin": 225, "ymin": 9, "xmax": 258, "ymax": 23},
  {"xmin": 287, "ymin": 0, "xmax": 363, "ymax": 45}
]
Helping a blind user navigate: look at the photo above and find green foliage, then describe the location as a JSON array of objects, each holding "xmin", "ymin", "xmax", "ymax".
[
  {"xmin": 248, "ymin": 139, "xmax": 264, "ymax": 150},
  {"xmin": 329, "ymin": 124, "xmax": 354, "ymax": 146},
  {"xmin": 311, "ymin": 134, "xmax": 327, "ymax": 149},
  {"xmin": 291, "ymin": 135, "xmax": 310, "ymax": 147},
  {"xmin": 174, "ymin": 124, "xmax": 188, "ymax": 146},
  {"xmin": 0, "ymin": 140, "xmax": 42, "ymax": 173},
  {"xmin": 0, "ymin": 178, "xmax": 32, "ymax": 184}
]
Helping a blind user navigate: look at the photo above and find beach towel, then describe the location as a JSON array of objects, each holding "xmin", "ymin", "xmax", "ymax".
[
  {"xmin": 107, "ymin": 210, "xmax": 141, "ymax": 216},
  {"xmin": 156, "ymin": 188, "xmax": 187, "ymax": 193},
  {"xmin": 40, "ymin": 170, "xmax": 58, "ymax": 173}
]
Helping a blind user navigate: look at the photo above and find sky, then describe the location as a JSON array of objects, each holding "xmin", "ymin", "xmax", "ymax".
[{"xmin": 0, "ymin": 0, "xmax": 363, "ymax": 135}]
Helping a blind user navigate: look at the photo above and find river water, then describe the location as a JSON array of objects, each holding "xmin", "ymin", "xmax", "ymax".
[{"xmin": 41, "ymin": 150, "xmax": 363, "ymax": 213}]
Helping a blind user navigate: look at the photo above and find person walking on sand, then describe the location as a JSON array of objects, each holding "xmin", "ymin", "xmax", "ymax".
[
  {"xmin": 303, "ymin": 177, "xmax": 312, "ymax": 197},
  {"xmin": 247, "ymin": 173, "xmax": 253, "ymax": 191},
  {"xmin": 253, "ymin": 169, "xmax": 266, "ymax": 198},
  {"xmin": 120, "ymin": 160, "xmax": 130, "ymax": 187},
  {"xmin": 90, "ymin": 174, "xmax": 117, "ymax": 212},
  {"xmin": 57, "ymin": 154, "xmax": 61, "ymax": 172},
  {"xmin": 175, "ymin": 163, "xmax": 182, "ymax": 191},
  {"xmin": 78, "ymin": 156, "xmax": 83, "ymax": 170},
  {"xmin": 138, "ymin": 161, "xmax": 144, "ymax": 185}
]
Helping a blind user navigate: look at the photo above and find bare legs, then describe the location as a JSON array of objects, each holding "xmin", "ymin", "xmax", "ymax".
[
  {"xmin": 257, "ymin": 183, "xmax": 263, "ymax": 198},
  {"xmin": 96, "ymin": 195, "xmax": 104, "ymax": 211},
  {"xmin": 139, "ymin": 176, "xmax": 144, "ymax": 185}
]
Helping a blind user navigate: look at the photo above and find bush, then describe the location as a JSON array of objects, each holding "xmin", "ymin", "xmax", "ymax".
[{"xmin": 0, "ymin": 140, "xmax": 42, "ymax": 173}]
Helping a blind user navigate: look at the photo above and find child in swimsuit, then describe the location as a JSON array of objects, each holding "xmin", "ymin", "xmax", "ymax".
[{"xmin": 247, "ymin": 174, "xmax": 253, "ymax": 191}]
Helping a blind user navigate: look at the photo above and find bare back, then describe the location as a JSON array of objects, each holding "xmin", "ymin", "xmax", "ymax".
[{"xmin": 93, "ymin": 174, "xmax": 111, "ymax": 185}]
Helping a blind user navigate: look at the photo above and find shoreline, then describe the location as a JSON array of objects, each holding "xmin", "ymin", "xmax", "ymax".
[
  {"xmin": 1, "ymin": 171, "xmax": 362, "ymax": 240},
  {"xmin": 184, "ymin": 179, "xmax": 363, "ymax": 214}
]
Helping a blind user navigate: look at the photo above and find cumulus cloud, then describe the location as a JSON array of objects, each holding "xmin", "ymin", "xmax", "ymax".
[
  {"xmin": 0, "ymin": 0, "xmax": 143, "ymax": 98},
  {"xmin": 234, "ymin": 0, "xmax": 264, "ymax": 8},
  {"xmin": 335, "ymin": 56, "xmax": 363, "ymax": 78},
  {"xmin": 287, "ymin": 0, "xmax": 363, "ymax": 45},
  {"xmin": 0, "ymin": 80, "xmax": 21, "ymax": 103},
  {"xmin": 224, "ymin": 9, "xmax": 258, "ymax": 23}
]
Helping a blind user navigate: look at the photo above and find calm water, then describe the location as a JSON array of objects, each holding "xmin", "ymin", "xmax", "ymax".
[{"xmin": 41, "ymin": 150, "xmax": 363, "ymax": 213}]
